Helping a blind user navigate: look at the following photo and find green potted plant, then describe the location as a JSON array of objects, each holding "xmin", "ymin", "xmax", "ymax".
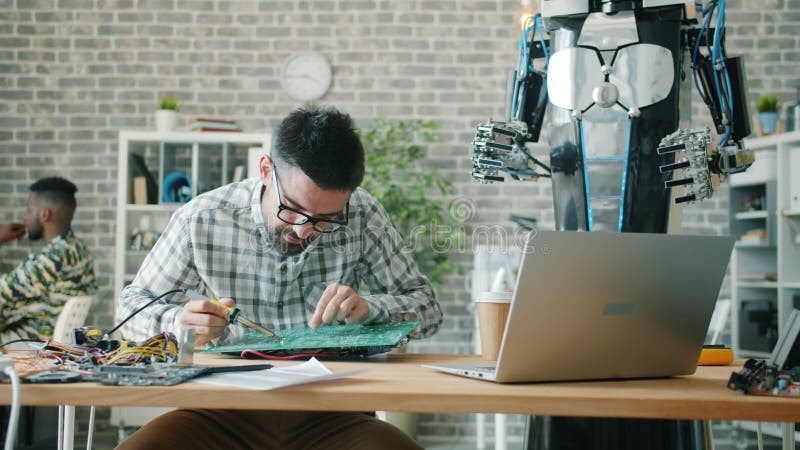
[
  {"xmin": 156, "ymin": 95, "xmax": 180, "ymax": 132},
  {"xmin": 359, "ymin": 118, "xmax": 460, "ymax": 287},
  {"xmin": 756, "ymin": 94, "xmax": 780, "ymax": 135}
]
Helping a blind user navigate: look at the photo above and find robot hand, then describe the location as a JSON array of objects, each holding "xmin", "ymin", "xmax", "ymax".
[
  {"xmin": 658, "ymin": 128, "xmax": 755, "ymax": 204},
  {"xmin": 472, "ymin": 119, "xmax": 550, "ymax": 183}
]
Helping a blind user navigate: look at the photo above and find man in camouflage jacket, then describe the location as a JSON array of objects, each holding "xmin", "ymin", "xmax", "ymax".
[{"xmin": 0, "ymin": 177, "xmax": 96, "ymax": 341}]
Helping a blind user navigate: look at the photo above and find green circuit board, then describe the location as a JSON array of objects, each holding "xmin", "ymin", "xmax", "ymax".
[{"xmin": 204, "ymin": 321, "xmax": 421, "ymax": 354}]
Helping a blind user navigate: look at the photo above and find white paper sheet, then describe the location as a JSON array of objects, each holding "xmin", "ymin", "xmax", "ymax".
[{"xmin": 194, "ymin": 358, "xmax": 371, "ymax": 391}]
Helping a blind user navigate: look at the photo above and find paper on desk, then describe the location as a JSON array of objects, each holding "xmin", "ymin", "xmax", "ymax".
[{"xmin": 194, "ymin": 358, "xmax": 371, "ymax": 391}]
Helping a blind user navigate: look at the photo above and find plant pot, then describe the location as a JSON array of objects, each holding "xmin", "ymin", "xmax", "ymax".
[
  {"xmin": 155, "ymin": 109, "xmax": 177, "ymax": 132},
  {"xmin": 757, "ymin": 112, "xmax": 779, "ymax": 135}
]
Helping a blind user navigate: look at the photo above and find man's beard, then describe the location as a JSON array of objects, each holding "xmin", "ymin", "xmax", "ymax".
[
  {"xmin": 268, "ymin": 226, "xmax": 315, "ymax": 255},
  {"xmin": 27, "ymin": 219, "xmax": 43, "ymax": 241}
]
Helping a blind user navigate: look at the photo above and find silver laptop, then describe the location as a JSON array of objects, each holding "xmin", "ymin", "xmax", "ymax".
[{"xmin": 426, "ymin": 230, "xmax": 735, "ymax": 383}]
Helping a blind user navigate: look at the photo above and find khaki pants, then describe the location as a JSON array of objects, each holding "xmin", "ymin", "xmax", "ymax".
[{"xmin": 115, "ymin": 409, "xmax": 424, "ymax": 450}]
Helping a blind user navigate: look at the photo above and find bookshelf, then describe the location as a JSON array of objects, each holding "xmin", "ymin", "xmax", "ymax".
[
  {"xmin": 728, "ymin": 131, "xmax": 800, "ymax": 445},
  {"xmin": 114, "ymin": 130, "xmax": 270, "ymax": 308},
  {"xmin": 729, "ymin": 131, "xmax": 800, "ymax": 358}
]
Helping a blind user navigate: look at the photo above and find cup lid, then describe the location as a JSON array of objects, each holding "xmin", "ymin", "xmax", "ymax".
[{"xmin": 476, "ymin": 291, "xmax": 513, "ymax": 302}]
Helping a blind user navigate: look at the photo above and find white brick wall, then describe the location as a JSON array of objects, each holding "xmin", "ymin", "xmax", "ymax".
[{"xmin": 1, "ymin": 0, "xmax": 798, "ymax": 445}]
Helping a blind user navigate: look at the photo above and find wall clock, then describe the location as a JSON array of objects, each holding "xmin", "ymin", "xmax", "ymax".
[{"xmin": 280, "ymin": 52, "xmax": 333, "ymax": 102}]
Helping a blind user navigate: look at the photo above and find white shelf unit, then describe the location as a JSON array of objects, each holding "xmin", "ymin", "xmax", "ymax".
[
  {"xmin": 114, "ymin": 130, "xmax": 271, "ymax": 305},
  {"xmin": 729, "ymin": 131, "xmax": 800, "ymax": 359},
  {"xmin": 729, "ymin": 131, "xmax": 800, "ymax": 446}
]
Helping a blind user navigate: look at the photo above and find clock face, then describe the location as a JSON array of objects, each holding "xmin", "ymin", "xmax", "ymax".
[{"xmin": 280, "ymin": 52, "xmax": 332, "ymax": 102}]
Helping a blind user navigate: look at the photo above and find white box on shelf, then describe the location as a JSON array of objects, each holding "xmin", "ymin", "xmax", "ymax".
[
  {"xmin": 790, "ymin": 148, "xmax": 800, "ymax": 211},
  {"xmin": 730, "ymin": 150, "xmax": 776, "ymax": 186}
]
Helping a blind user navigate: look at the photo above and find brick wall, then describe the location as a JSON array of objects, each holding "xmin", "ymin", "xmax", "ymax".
[{"xmin": 1, "ymin": 0, "xmax": 798, "ymax": 446}]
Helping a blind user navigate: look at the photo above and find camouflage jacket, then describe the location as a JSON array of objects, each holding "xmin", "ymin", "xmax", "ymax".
[{"xmin": 0, "ymin": 230, "xmax": 97, "ymax": 341}]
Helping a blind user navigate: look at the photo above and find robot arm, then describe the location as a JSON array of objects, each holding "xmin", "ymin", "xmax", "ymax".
[
  {"xmin": 657, "ymin": 0, "xmax": 755, "ymax": 204},
  {"xmin": 472, "ymin": 15, "xmax": 551, "ymax": 184}
]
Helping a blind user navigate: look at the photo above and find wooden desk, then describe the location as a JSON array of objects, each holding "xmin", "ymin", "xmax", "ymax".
[{"xmin": 0, "ymin": 353, "xmax": 797, "ymax": 423}]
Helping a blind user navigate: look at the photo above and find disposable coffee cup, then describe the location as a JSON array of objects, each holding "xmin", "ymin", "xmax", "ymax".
[{"xmin": 476, "ymin": 291, "xmax": 512, "ymax": 361}]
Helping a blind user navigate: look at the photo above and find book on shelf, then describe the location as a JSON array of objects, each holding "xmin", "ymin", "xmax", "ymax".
[
  {"xmin": 190, "ymin": 121, "xmax": 240, "ymax": 130},
  {"xmin": 189, "ymin": 118, "xmax": 242, "ymax": 132},
  {"xmin": 132, "ymin": 177, "xmax": 148, "ymax": 205},
  {"xmin": 192, "ymin": 127, "xmax": 242, "ymax": 132},
  {"xmin": 189, "ymin": 117, "xmax": 237, "ymax": 125},
  {"xmin": 739, "ymin": 229, "xmax": 766, "ymax": 242},
  {"xmin": 738, "ymin": 272, "xmax": 777, "ymax": 282},
  {"xmin": 129, "ymin": 154, "xmax": 158, "ymax": 204}
]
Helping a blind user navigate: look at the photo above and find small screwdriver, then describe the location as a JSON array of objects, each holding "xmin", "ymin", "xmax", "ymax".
[
  {"xmin": 198, "ymin": 278, "xmax": 284, "ymax": 343},
  {"xmin": 210, "ymin": 299, "xmax": 285, "ymax": 343}
]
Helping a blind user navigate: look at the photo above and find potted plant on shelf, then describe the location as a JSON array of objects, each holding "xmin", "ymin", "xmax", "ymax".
[
  {"xmin": 756, "ymin": 94, "xmax": 780, "ymax": 136},
  {"xmin": 155, "ymin": 95, "xmax": 180, "ymax": 132}
]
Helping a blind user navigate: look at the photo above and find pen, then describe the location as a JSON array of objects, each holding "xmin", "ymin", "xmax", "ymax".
[{"xmin": 199, "ymin": 278, "xmax": 285, "ymax": 343}]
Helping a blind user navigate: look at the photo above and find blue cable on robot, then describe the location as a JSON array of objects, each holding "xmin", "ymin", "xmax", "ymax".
[{"xmin": 472, "ymin": 0, "xmax": 755, "ymax": 233}]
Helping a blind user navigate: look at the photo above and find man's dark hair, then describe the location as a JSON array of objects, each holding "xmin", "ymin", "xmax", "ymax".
[
  {"xmin": 30, "ymin": 177, "xmax": 78, "ymax": 209},
  {"xmin": 272, "ymin": 105, "xmax": 365, "ymax": 191}
]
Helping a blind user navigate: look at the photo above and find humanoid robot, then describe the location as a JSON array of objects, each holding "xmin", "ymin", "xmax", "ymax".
[
  {"xmin": 473, "ymin": 0, "xmax": 753, "ymax": 233},
  {"xmin": 471, "ymin": 0, "xmax": 753, "ymax": 448}
]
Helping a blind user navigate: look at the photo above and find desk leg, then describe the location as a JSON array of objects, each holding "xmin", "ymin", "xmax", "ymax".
[
  {"xmin": 477, "ymin": 413, "xmax": 486, "ymax": 450},
  {"xmin": 702, "ymin": 420, "xmax": 715, "ymax": 450},
  {"xmin": 495, "ymin": 414, "xmax": 507, "ymax": 450},
  {"xmin": 782, "ymin": 422, "xmax": 794, "ymax": 450},
  {"xmin": 57, "ymin": 405, "xmax": 64, "ymax": 450},
  {"xmin": 62, "ymin": 405, "xmax": 75, "ymax": 450}
]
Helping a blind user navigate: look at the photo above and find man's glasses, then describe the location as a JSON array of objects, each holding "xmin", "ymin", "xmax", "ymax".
[{"xmin": 272, "ymin": 165, "xmax": 349, "ymax": 233}]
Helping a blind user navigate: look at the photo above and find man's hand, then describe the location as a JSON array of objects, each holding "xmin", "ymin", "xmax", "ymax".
[
  {"xmin": 0, "ymin": 223, "xmax": 25, "ymax": 245},
  {"xmin": 179, "ymin": 297, "xmax": 235, "ymax": 346},
  {"xmin": 309, "ymin": 283, "xmax": 369, "ymax": 329}
]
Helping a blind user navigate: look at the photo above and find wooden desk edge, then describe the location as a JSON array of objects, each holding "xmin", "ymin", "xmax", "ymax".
[{"xmin": 0, "ymin": 353, "xmax": 796, "ymax": 422}]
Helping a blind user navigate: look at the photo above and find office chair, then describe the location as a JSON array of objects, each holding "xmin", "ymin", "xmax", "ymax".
[{"xmin": 52, "ymin": 295, "xmax": 94, "ymax": 450}]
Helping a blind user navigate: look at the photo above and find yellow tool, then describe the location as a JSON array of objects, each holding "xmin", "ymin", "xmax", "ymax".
[
  {"xmin": 210, "ymin": 299, "xmax": 285, "ymax": 343},
  {"xmin": 199, "ymin": 277, "xmax": 284, "ymax": 342}
]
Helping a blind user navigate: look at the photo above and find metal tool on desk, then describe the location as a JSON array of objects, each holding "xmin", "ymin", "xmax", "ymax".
[{"xmin": 196, "ymin": 280, "xmax": 285, "ymax": 343}]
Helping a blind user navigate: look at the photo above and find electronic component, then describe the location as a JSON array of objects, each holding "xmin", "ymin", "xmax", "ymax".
[
  {"xmin": 72, "ymin": 326, "xmax": 119, "ymax": 350},
  {"xmin": 205, "ymin": 321, "xmax": 421, "ymax": 357},
  {"xmin": 25, "ymin": 371, "xmax": 81, "ymax": 384},
  {"xmin": 80, "ymin": 364, "xmax": 272, "ymax": 386},
  {"xmin": 727, "ymin": 359, "xmax": 800, "ymax": 397},
  {"xmin": 728, "ymin": 310, "xmax": 800, "ymax": 397}
]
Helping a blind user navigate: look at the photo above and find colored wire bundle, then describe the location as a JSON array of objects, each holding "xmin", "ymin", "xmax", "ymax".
[
  {"xmin": 35, "ymin": 340, "xmax": 95, "ymax": 366},
  {"xmin": 99, "ymin": 332, "xmax": 179, "ymax": 365},
  {"xmin": 692, "ymin": 0, "xmax": 735, "ymax": 145},
  {"xmin": 511, "ymin": 14, "xmax": 549, "ymax": 121}
]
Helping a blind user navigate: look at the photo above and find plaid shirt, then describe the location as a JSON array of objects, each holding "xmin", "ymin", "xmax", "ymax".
[
  {"xmin": 118, "ymin": 178, "xmax": 442, "ymax": 343},
  {"xmin": 0, "ymin": 230, "xmax": 97, "ymax": 341}
]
